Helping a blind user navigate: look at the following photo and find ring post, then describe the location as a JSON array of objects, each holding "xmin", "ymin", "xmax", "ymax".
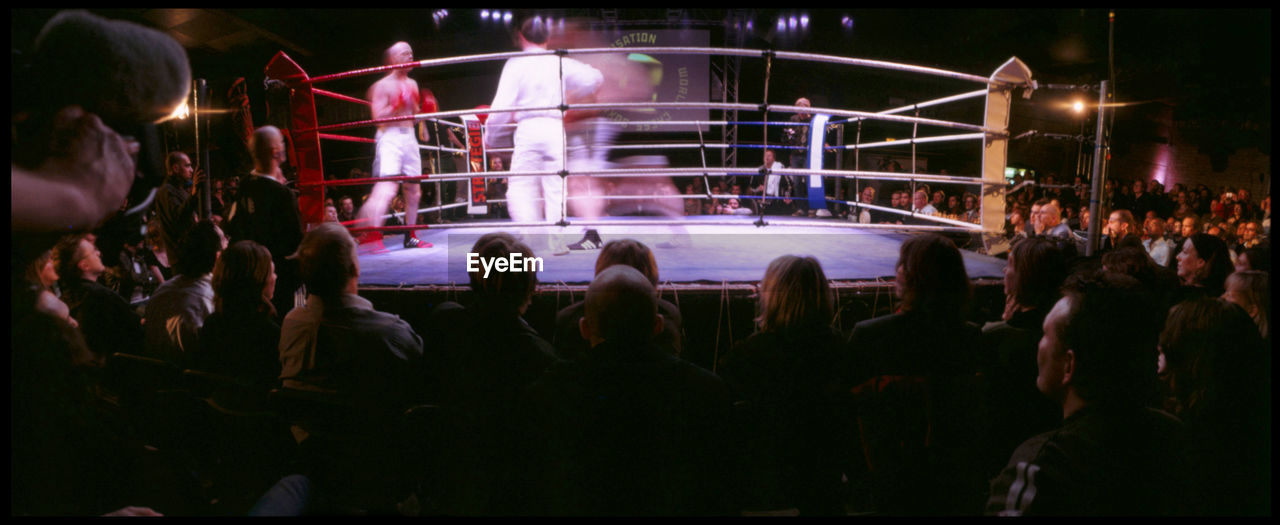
[
  {"xmin": 265, "ymin": 52, "xmax": 325, "ymax": 228},
  {"xmin": 981, "ymin": 57, "xmax": 1033, "ymax": 255}
]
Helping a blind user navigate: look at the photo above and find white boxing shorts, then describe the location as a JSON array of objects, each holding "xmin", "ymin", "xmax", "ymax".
[{"xmin": 373, "ymin": 126, "xmax": 421, "ymax": 179}]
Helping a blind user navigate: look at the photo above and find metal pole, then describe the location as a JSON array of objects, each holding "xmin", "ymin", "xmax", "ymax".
[
  {"xmin": 195, "ymin": 79, "xmax": 212, "ymax": 221},
  {"xmin": 1085, "ymin": 80, "xmax": 1108, "ymax": 256}
]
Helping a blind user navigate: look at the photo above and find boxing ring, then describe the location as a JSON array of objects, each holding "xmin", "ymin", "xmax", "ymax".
[{"xmin": 263, "ymin": 45, "xmax": 1035, "ymax": 290}]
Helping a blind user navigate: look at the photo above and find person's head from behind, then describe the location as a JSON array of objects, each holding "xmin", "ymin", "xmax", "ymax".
[
  {"xmin": 250, "ymin": 125, "xmax": 285, "ymax": 170},
  {"xmin": 53, "ymin": 234, "xmax": 104, "ymax": 284},
  {"xmin": 595, "ymin": 239, "xmax": 658, "ymax": 286},
  {"xmin": 1158, "ymin": 297, "xmax": 1265, "ymax": 416},
  {"xmin": 1005, "ymin": 236, "xmax": 1068, "ymax": 311},
  {"xmin": 756, "ymin": 255, "xmax": 833, "ymax": 334},
  {"xmin": 1176, "ymin": 233, "xmax": 1232, "ymax": 291},
  {"xmin": 292, "ymin": 222, "xmax": 359, "ymax": 299},
  {"xmin": 174, "ymin": 221, "xmax": 226, "ymax": 277},
  {"xmin": 468, "ymin": 232, "xmax": 538, "ymax": 315},
  {"xmin": 580, "ymin": 265, "xmax": 660, "ymax": 347},
  {"xmin": 896, "ymin": 233, "xmax": 971, "ymax": 319},
  {"xmin": 1038, "ymin": 271, "xmax": 1163, "ymax": 409},
  {"xmin": 1222, "ymin": 271, "xmax": 1269, "ymax": 340},
  {"xmin": 212, "ymin": 240, "xmax": 277, "ymax": 318},
  {"xmin": 516, "ymin": 16, "xmax": 550, "ymax": 48},
  {"xmin": 1235, "ymin": 245, "xmax": 1270, "ymax": 274}
]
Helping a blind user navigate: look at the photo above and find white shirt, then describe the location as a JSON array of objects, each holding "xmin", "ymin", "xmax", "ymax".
[
  {"xmin": 1143, "ymin": 237, "xmax": 1173, "ymax": 267},
  {"xmin": 763, "ymin": 161, "xmax": 784, "ymax": 196},
  {"xmin": 914, "ymin": 204, "xmax": 938, "ymax": 216},
  {"xmin": 486, "ymin": 53, "xmax": 603, "ymax": 147}
]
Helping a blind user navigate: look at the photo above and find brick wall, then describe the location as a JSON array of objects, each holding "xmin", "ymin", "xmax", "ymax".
[{"xmin": 1109, "ymin": 121, "xmax": 1270, "ymax": 198}]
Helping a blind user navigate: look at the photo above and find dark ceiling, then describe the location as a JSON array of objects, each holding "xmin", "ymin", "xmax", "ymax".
[{"xmin": 12, "ymin": 8, "xmax": 1270, "ymax": 137}]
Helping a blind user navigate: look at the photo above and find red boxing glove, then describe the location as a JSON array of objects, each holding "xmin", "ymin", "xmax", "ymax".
[
  {"xmin": 474, "ymin": 104, "xmax": 490, "ymax": 125},
  {"xmin": 420, "ymin": 88, "xmax": 438, "ymax": 114}
]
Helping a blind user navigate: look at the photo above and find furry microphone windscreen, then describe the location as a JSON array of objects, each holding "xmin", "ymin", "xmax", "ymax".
[{"xmin": 29, "ymin": 10, "xmax": 192, "ymax": 127}]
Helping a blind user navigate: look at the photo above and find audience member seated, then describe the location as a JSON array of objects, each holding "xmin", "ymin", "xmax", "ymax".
[
  {"xmin": 979, "ymin": 237, "xmax": 1067, "ymax": 480},
  {"xmin": 54, "ymin": 233, "xmax": 143, "ymax": 365},
  {"xmin": 986, "ymin": 271, "xmax": 1188, "ymax": 516},
  {"xmin": 1158, "ymin": 298, "xmax": 1269, "ymax": 516},
  {"xmin": 143, "ymin": 220, "xmax": 224, "ymax": 365},
  {"xmin": 278, "ymin": 222, "xmax": 425, "ymax": 412},
  {"xmin": 1234, "ymin": 243, "xmax": 1270, "ymax": 273},
  {"xmin": 425, "ymin": 232, "xmax": 559, "ymax": 515},
  {"xmin": 25, "ymin": 248, "xmax": 63, "ymax": 298},
  {"xmin": 716, "ymin": 255, "xmax": 850, "ymax": 515},
  {"xmin": 1172, "ymin": 232, "xmax": 1233, "ymax": 303},
  {"xmin": 1142, "ymin": 217, "xmax": 1174, "ymax": 267},
  {"xmin": 193, "ymin": 240, "xmax": 284, "ymax": 395},
  {"xmin": 554, "ymin": 239, "xmax": 683, "ymax": 362},
  {"xmin": 1101, "ymin": 246, "xmax": 1180, "ymax": 312},
  {"xmin": 1101, "ymin": 209, "xmax": 1142, "ymax": 252},
  {"xmin": 1039, "ymin": 201, "xmax": 1072, "ymax": 239},
  {"xmin": 845, "ymin": 233, "xmax": 987, "ymax": 515},
  {"xmin": 1222, "ymin": 270, "xmax": 1269, "ymax": 342},
  {"xmin": 522, "ymin": 266, "xmax": 736, "ymax": 516},
  {"xmin": 144, "ymin": 219, "xmax": 174, "ymax": 283}
]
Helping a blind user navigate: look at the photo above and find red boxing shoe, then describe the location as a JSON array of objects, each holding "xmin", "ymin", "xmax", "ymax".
[{"xmin": 403, "ymin": 234, "xmax": 433, "ymax": 249}]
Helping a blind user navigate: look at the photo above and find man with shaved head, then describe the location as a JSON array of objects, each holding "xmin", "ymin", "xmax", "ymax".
[
  {"xmin": 225, "ymin": 125, "xmax": 304, "ymax": 316},
  {"xmin": 360, "ymin": 41, "xmax": 432, "ymax": 249},
  {"xmin": 1040, "ymin": 200, "xmax": 1073, "ymax": 239},
  {"xmin": 522, "ymin": 264, "xmax": 736, "ymax": 515}
]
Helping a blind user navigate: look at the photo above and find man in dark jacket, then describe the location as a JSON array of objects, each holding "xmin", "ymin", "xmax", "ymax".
[
  {"xmin": 54, "ymin": 233, "xmax": 144, "ymax": 364},
  {"xmin": 225, "ymin": 126, "xmax": 304, "ymax": 317},
  {"xmin": 523, "ymin": 265, "xmax": 736, "ymax": 516},
  {"xmin": 986, "ymin": 271, "xmax": 1190, "ymax": 516},
  {"xmin": 154, "ymin": 151, "xmax": 202, "ymax": 269}
]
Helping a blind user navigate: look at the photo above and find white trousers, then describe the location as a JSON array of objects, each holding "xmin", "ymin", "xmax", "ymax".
[{"xmin": 506, "ymin": 118, "xmax": 565, "ymax": 224}]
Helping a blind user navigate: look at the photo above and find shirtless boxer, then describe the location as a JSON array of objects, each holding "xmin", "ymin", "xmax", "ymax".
[{"xmin": 359, "ymin": 41, "xmax": 431, "ymax": 249}]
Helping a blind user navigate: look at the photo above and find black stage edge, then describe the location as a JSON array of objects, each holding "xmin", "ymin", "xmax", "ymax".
[{"xmin": 362, "ymin": 279, "xmax": 1004, "ymax": 372}]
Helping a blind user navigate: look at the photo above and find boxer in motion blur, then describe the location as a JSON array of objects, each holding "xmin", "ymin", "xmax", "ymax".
[
  {"xmin": 359, "ymin": 41, "xmax": 431, "ymax": 249},
  {"xmin": 486, "ymin": 17, "xmax": 603, "ymax": 254}
]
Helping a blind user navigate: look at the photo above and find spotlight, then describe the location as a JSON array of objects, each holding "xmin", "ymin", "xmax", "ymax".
[
  {"xmin": 503, "ymin": 11, "xmax": 512, "ymax": 23},
  {"xmin": 746, "ymin": 20, "xmax": 753, "ymax": 31},
  {"xmin": 788, "ymin": 16, "xmax": 797, "ymax": 30},
  {"xmin": 777, "ymin": 18, "xmax": 785, "ymax": 31},
  {"xmin": 1072, "ymin": 100, "xmax": 1085, "ymax": 114},
  {"xmin": 800, "ymin": 14, "xmax": 809, "ymax": 28},
  {"xmin": 481, "ymin": 10, "xmax": 490, "ymax": 19}
]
